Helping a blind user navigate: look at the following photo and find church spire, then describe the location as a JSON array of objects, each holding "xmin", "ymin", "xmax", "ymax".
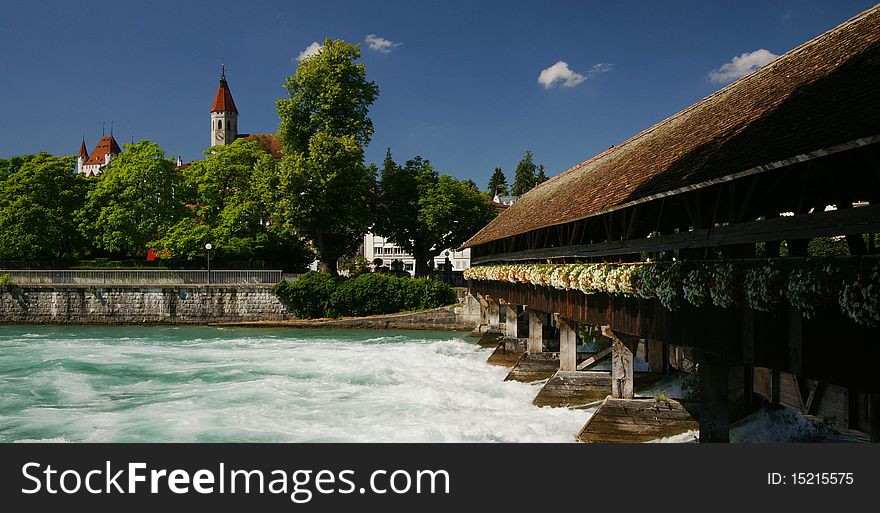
[
  {"xmin": 210, "ymin": 65, "xmax": 238, "ymax": 113},
  {"xmin": 78, "ymin": 138, "xmax": 89, "ymax": 159}
]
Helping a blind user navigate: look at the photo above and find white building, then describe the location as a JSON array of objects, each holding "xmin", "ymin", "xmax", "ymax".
[
  {"xmin": 76, "ymin": 135, "xmax": 122, "ymax": 177},
  {"xmin": 362, "ymin": 233, "xmax": 471, "ymax": 276}
]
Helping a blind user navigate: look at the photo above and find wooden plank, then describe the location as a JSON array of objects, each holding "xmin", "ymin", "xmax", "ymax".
[
  {"xmin": 486, "ymin": 339, "xmax": 525, "ymax": 367},
  {"xmin": 576, "ymin": 346, "xmax": 613, "ymax": 371},
  {"xmin": 473, "ymin": 204, "xmax": 880, "ymax": 263},
  {"xmin": 576, "ymin": 398, "xmax": 699, "ymax": 443},
  {"xmin": 476, "ymin": 332, "xmax": 503, "ymax": 348},
  {"xmin": 504, "ymin": 352, "xmax": 560, "ymax": 383},
  {"xmin": 533, "ymin": 371, "xmax": 666, "ymax": 408}
]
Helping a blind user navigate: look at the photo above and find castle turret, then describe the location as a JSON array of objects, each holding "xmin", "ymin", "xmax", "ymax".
[
  {"xmin": 210, "ymin": 65, "xmax": 238, "ymax": 147},
  {"xmin": 76, "ymin": 138, "xmax": 88, "ymax": 174}
]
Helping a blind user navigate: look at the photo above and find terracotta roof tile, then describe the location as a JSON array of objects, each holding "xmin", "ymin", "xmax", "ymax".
[
  {"xmin": 84, "ymin": 135, "xmax": 121, "ymax": 166},
  {"xmin": 463, "ymin": 5, "xmax": 880, "ymax": 248},
  {"xmin": 210, "ymin": 76, "xmax": 238, "ymax": 113},
  {"xmin": 238, "ymin": 133, "xmax": 282, "ymax": 160}
]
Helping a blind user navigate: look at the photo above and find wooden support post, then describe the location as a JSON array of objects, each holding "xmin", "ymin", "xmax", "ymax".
[
  {"xmin": 528, "ymin": 309, "xmax": 544, "ymax": 353},
  {"xmin": 647, "ymin": 339, "xmax": 666, "ymax": 374},
  {"xmin": 556, "ymin": 315, "xmax": 577, "ymax": 371},
  {"xmin": 787, "ymin": 305, "xmax": 803, "ymax": 376},
  {"xmin": 636, "ymin": 338, "xmax": 647, "ymax": 362},
  {"xmin": 699, "ymin": 356, "xmax": 730, "ymax": 443},
  {"xmin": 743, "ymin": 365, "xmax": 754, "ymax": 412},
  {"xmin": 478, "ymin": 295, "xmax": 488, "ymax": 327},
  {"xmin": 871, "ymin": 394, "xmax": 880, "ymax": 443},
  {"xmin": 603, "ymin": 326, "xmax": 633, "ymax": 400},
  {"xmin": 487, "ymin": 299, "xmax": 500, "ymax": 332},
  {"xmin": 505, "ymin": 304, "xmax": 518, "ymax": 339},
  {"xmin": 771, "ymin": 369, "xmax": 781, "ymax": 406}
]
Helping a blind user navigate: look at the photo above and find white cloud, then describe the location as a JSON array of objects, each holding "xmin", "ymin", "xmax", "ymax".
[
  {"xmin": 296, "ymin": 42, "xmax": 323, "ymax": 62},
  {"xmin": 538, "ymin": 61, "xmax": 585, "ymax": 88},
  {"xmin": 365, "ymin": 34, "xmax": 401, "ymax": 53},
  {"xmin": 708, "ymin": 49, "xmax": 779, "ymax": 84},
  {"xmin": 538, "ymin": 61, "xmax": 612, "ymax": 89},
  {"xmin": 588, "ymin": 63, "xmax": 614, "ymax": 74}
]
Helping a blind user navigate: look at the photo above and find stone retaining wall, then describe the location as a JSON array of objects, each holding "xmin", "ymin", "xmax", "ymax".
[{"xmin": 0, "ymin": 285, "xmax": 291, "ymax": 324}]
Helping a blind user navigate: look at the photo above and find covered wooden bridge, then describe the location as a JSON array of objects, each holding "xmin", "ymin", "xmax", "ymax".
[{"xmin": 462, "ymin": 6, "xmax": 880, "ymax": 442}]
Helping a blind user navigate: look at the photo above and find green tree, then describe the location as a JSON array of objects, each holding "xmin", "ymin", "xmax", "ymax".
[
  {"xmin": 273, "ymin": 38, "xmax": 379, "ymax": 274},
  {"xmin": 487, "ymin": 167, "xmax": 508, "ymax": 196},
  {"xmin": 77, "ymin": 141, "xmax": 186, "ymax": 258},
  {"xmin": 0, "ymin": 153, "xmax": 91, "ymax": 261},
  {"xmin": 376, "ymin": 152, "xmax": 497, "ymax": 277},
  {"xmin": 536, "ymin": 164, "xmax": 548, "ymax": 185},
  {"xmin": 155, "ymin": 139, "xmax": 312, "ymax": 270},
  {"xmin": 511, "ymin": 150, "xmax": 537, "ymax": 196}
]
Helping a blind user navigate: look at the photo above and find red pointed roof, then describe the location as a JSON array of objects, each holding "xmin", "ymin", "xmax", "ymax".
[
  {"xmin": 78, "ymin": 139, "xmax": 89, "ymax": 159},
  {"xmin": 210, "ymin": 69, "xmax": 238, "ymax": 113},
  {"xmin": 238, "ymin": 133, "xmax": 282, "ymax": 160},
  {"xmin": 84, "ymin": 135, "xmax": 122, "ymax": 166}
]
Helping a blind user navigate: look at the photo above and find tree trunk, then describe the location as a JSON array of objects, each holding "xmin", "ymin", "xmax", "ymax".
[
  {"xmin": 413, "ymin": 252, "xmax": 429, "ymax": 278},
  {"xmin": 314, "ymin": 232, "xmax": 338, "ymax": 276}
]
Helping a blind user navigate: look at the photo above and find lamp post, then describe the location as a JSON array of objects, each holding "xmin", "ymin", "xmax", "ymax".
[{"xmin": 205, "ymin": 243, "xmax": 212, "ymax": 284}]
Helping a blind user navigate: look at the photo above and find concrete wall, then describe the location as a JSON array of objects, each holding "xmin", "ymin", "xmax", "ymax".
[{"xmin": 0, "ymin": 285, "xmax": 291, "ymax": 324}]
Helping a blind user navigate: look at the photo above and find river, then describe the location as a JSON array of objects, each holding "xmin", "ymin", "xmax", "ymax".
[{"xmin": 0, "ymin": 326, "xmax": 589, "ymax": 442}]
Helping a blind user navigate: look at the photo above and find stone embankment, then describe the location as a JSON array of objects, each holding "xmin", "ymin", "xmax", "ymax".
[
  {"xmin": 0, "ymin": 284, "xmax": 483, "ymax": 328},
  {"xmin": 0, "ymin": 285, "xmax": 290, "ymax": 324}
]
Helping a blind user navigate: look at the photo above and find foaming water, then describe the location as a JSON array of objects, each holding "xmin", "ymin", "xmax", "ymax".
[{"xmin": 0, "ymin": 326, "xmax": 589, "ymax": 442}]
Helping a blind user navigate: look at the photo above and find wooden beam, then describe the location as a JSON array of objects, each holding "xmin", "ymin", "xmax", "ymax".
[
  {"xmin": 473, "ymin": 204, "xmax": 880, "ymax": 264},
  {"xmin": 577, "ymin": 346, "xmax": 613, "ymax": 371}
]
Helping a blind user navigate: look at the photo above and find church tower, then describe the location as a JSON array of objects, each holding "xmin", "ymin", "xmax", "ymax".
[{"xmin": 210, "ymin": 65, "xmax": 238, "ymax": 147}]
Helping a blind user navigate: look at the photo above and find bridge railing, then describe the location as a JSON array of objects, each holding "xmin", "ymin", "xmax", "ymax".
[{"xmin": 0, "ymin": 269, "xmax": 285, "ymax": 286}]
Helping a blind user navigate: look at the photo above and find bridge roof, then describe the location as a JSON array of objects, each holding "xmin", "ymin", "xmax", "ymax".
[{"xmin": 462, "ymin": 5, "xmax": 880, "ymax": 249}]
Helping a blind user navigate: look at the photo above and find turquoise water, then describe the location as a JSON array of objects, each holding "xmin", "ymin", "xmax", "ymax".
[{"xmin": 0, "ymin": 326, "xmax": 589, "ymax": 442}]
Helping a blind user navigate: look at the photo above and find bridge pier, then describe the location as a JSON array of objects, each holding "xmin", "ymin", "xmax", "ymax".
[
  {"xmin": 487, "ymin": 298, "xmax": 500, "ymax": 332},
  {"xmin": 528, "ymin": 309, "xmax": 544, "ymax": 353},
  {"xmin": 477, "ymin": 295, "xmax": 489, "ymax": 330},
  {"xmin": 604, "ymin": 327, "xmax": 634, "ymax": 399},
  {"xmin": 556, "ymin": 315, "xmax": 577, "ymax": 372},
  {"xmin": 698, "ymin": 355, "xmax": 730, "ymax": 443},
  {"xmin": 505, "ymin": 303, "xmax": 520, "ymax": 339}
]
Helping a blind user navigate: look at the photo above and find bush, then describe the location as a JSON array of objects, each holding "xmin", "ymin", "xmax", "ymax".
[
  {"xmin": 274, "ymin": 271, "xmax": 456, "ymax": 319},
  {"xmin": 273, "ymin": 272, "xmax": 338, "ymax": 318}
]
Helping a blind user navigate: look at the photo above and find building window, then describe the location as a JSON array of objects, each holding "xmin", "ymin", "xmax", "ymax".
[
  {"xmin": 218, "ymin": 120, "xmax": 222, "ymax": 130},
  {"xmin": 404, "ymin": 263, "xmax": 414, "ymax": 271}
]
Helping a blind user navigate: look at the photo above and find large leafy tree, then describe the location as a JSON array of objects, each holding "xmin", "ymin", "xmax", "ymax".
[
  {"xmin": 77, "ymin": 141, "xmax": 186, "ymax": 258},
  {"xmin": 273, "ymin": 38, "xmax": 380, "ymax": 274},
  {"xmin": 155, "ymin": 139, "xmax": 312, "ymax": 270},
  {"xmin": 511, "ymin": 150, "xmax": 537, "ymax": 196},
  {"xmin": 0, "ymin": 153, "xmax": 91, "ymax": 261},
  {"xmin": 376, "ymin": 152, "xmax": 497, "ymax": 277},
  {"xmin": 487, "ymin": 167, "xmax": 508, "ymax": 196}
]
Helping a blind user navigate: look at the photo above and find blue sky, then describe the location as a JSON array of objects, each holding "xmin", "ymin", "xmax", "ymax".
[{"xmin": 0, "ymin": 0, "xmax": 875, "ymax": 188}]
